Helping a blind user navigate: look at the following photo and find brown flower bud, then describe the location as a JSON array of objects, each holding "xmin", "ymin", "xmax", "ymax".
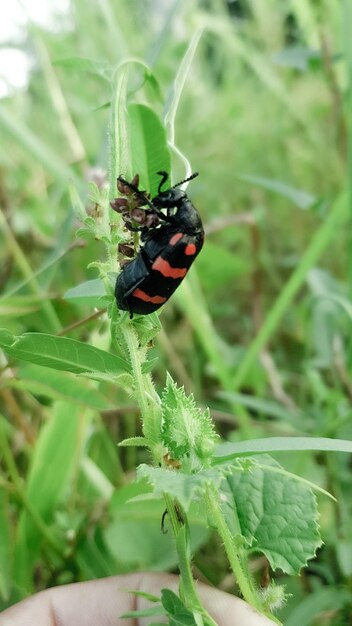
[
  {"xmin": 131, "ymin": 173, "xmax": 139, "ymax": 188},
  {"xmin": 110, "ymin": 197, "xmax": 128, "ymax": 213},
  {"xmin": 118, "ymin": 242, "xmax": 135, "ymax": 258},
  {"xmin": 130, "ymin": 208, "xmax": 146, "ymax": 224},
  {"xmin": 145, "ymin": 213, "xmax": 160, "ymax": 228}
]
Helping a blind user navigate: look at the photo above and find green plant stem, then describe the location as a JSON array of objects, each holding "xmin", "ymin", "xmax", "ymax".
[
  {"xmin": 120, "ymin": 321, "xmax": 161, "ymax": 452},
  {"xmin": 343, "ymin": 0, "xmax": 352, "ymax": 368},
  {"xmin": 163, "ymin": 493, "xmax": 218, "ymax": 626},
  {"xmin": 205, "ymin": 483, "xmax": 281, "ymax": 625}
]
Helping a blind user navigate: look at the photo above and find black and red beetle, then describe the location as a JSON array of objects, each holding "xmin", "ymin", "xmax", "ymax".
[{"xmin": 112, "ymin": 171, "xmax": 204, "ymax": 317}]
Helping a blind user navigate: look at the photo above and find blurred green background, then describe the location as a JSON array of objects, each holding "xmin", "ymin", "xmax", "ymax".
[{"xmin": 1, "ymin": 1, "xmax": 352, "ymax": 624}]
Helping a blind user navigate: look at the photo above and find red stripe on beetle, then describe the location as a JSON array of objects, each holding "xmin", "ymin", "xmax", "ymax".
[
  {"xmin": 169, "ymin": 233, "xmax": 183, "ymax": 245},
  {"xmin": 152, "ymin": 256, "xmax": 187, "ymax": 279},
  {"xmin": 132, "ymin": 288, "xmax": 167, "ymax": 304},
  {"xmin": 185, "ymin": 243, "xmax": 197, "ymax": 256}
]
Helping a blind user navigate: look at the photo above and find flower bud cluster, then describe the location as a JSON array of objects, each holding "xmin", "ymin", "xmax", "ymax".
[{"xmin": 110, "ymin": 174, "xmax": 160, "ymax": 230}]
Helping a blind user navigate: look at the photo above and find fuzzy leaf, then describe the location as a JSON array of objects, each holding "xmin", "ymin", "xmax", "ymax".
[
  {"xmin": 161, "ymin": 589, "xmax": 198, "ymax": 625},
  {"xmin": 0, "ymin": 329, "xmax": 129, "ymax": 375},
  {"xmin": 118, "ymin": 437, "xmax": 149, "ymax": 448},
  {"xmin": 161, "ymin": 373, "xmax": 218, "ymax": 467},
  {"xmin": 224, "ymin": 457, "xmax": 322, "ymax": 574},
  {"xmin": 132, "ymin": 312, "xmax": 162, "ymax": 347},
  {"xmin": 64, "ymin": 279, "xmax": 106, "ymax": 306},
  {"xmin": 137, "ymin": 465, "xmax": 224, "ymax": 511}
]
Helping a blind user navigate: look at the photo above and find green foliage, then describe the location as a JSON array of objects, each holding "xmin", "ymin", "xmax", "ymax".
[
  {"xmin": 225, "ymin": 457, "xmax": 322, "ymax": 574},
  {"xmin": 0, "ymin": 328, "xmax": 129, "ymax": 376},
  {"xmin": 127, "ymin": 103, "xmax": 171, "ymax": 196},
  {"xmin": 137, "ymin": 465, "xmax": 224, "ymax": 511},
  {"xmin": 161, "ymin": 373, "xmax": 218, "ymax": 468},
  {"xmin": 138, "ymin": 454, "xmax": 321, "ymax": 578},
  {"xmin": 0, "ymin": 1, "xmax": 352, "ymax": 624}
]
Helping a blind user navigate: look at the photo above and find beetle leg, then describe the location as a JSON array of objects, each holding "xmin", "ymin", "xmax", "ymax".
[
  {"xmin": 117, "ymin": 176, "xmax": 174, "ymax": 223},
  {"xmin": 128, "ymin": 302, "xmax": 134, "ymax": 319}
]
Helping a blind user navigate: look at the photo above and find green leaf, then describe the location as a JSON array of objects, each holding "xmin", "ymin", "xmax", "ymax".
[
  {"xmin": 118, "ymin": 437, "xmax": 149, "ymax": 448},
  {"xmin": 75, "ymin": 530, "xmax": 117, "ymax": 579},
  {"xmin": 132, "ymin": 312, "xmax": 162, "ymax": 347},
  {"xmin": 141, "ymin": 357, "xmax": 159, "ymax": 374},
  {"xmin": 120, "ymin": 606, "xmax": 166, "ymax": 619},
  {"xmin": 68, "ymin": 182, "xmax": 88, "ymax": 222},
  {"xmin": 214, "ymin": 437, "xmax": 352, "ymax": 462},
  {"xmin": 14, "ymin": 402, "xmax": 83, "ymax": 589},
  {"xmin": 161, "ymin": 373, "xmax": 218, "ymax": 467},
  {"xmin": 0, "ymin": 489, "xmax": 12, "ymax": 601},
  {"xmin": 0, "ymin": 329, "xmax": 129, "ymax": 375},
  {"xmin": 64, "ymin": 279, "xmax": 107, "ymax": 306},
  {"xmin": 54, "ymin": 56, "xmax": 110, "ymax": 80},
  {"xmin": 161, "ymin": 589, "xmax": 198, "ymax": 626},
  {"xmin": 123, "ymin": 589, "xmax": 160, "ymax": 603},
  {"xmin": 137, "ymin": 465, "xmax": 224, "ymax": 511},
  {"xmin": 127, "ymin": 103, "xmax": 171, "ymax": 196},
  {"xmin": 14, "ymin": 364, "xmax": 112, "ymax": 410},
  {"xmin": 225, "ymin": 457, "xmax": 322, "ymax": 574}
]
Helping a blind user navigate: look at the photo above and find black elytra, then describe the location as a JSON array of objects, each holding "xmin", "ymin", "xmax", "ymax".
[{"xmin": 114, "ymin": 171, "xmax": 204, "ymax": 317}]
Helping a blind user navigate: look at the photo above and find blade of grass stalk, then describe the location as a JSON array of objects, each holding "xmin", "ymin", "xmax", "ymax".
[
  {"xmin": 0, "ymin": 105, "xmax": 79, "ymax": 185},
  {"xmin": 13, "ymin": 402, "xmax": 84, "ymax": 590},
  {"xmin": 175, "ymin": 271, "xmax": 233, "ymax": 392},
  {"xmin": 0, "ymin": 243, "xmax": 73, "ymax": 304},
  {"xmin": 164, "ymin": 27, "xmax": 203, "ymax": 179},
  {"xmin": 109, "ymin": 65, "xmax": 129, "ymax": 195},
  {"xmin": 39, "ymin": 213, "xmax": 76, "ymax": 291},
  {"xmin": 203, "ymin": 14, "xmax": 332, "ymax": 159},
  {"xmin": 0, "ymin": 489, "xmax": 12, "ymax": 601},
  {"xmin": 343, "ymin": 0, "xmax": 352, "ymax": 303},
  {"xmin": 35, "ymin": 37, "xmax": 86, "ymax": 163},
  {"xmin": 232, "ymin": 192, "xmax": 348, "ymax": 391},
  {"xmin": 214, "ymin": 436, "xmax": 352, "ymax": 461},
  {"xmin": 147, "ymin": 0, "xmax": 183, "ymax": 67},
  {"xmin": 175, "ymin": 271, "xmax": 251, "ymax": 432},
  {"xmin": 96, "ymin": 0, "xmax": 129, "ymax": 59}
]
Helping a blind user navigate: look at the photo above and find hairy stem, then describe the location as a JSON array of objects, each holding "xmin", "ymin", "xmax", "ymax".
[
  {"xmin": 164, "ymin": 493, "xmax": 218, "ymax": 626},
  {"xmin": 205, "ymin": 483, "xmax": 281, "ymax": 625}
]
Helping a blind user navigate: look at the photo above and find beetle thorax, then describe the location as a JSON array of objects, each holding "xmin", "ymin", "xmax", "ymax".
[{"xmin": 173, "ymin": 198, "xmax": 203, "ymax": 234}]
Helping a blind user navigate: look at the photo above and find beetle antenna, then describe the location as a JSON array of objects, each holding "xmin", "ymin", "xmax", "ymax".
[
  {"xmin": 172, "ymin": 172, "xmax": 199, "ymax": 189},
  {"xmin": 156, "ymin": 171, "xmax": 169, "ymax": 194}
]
